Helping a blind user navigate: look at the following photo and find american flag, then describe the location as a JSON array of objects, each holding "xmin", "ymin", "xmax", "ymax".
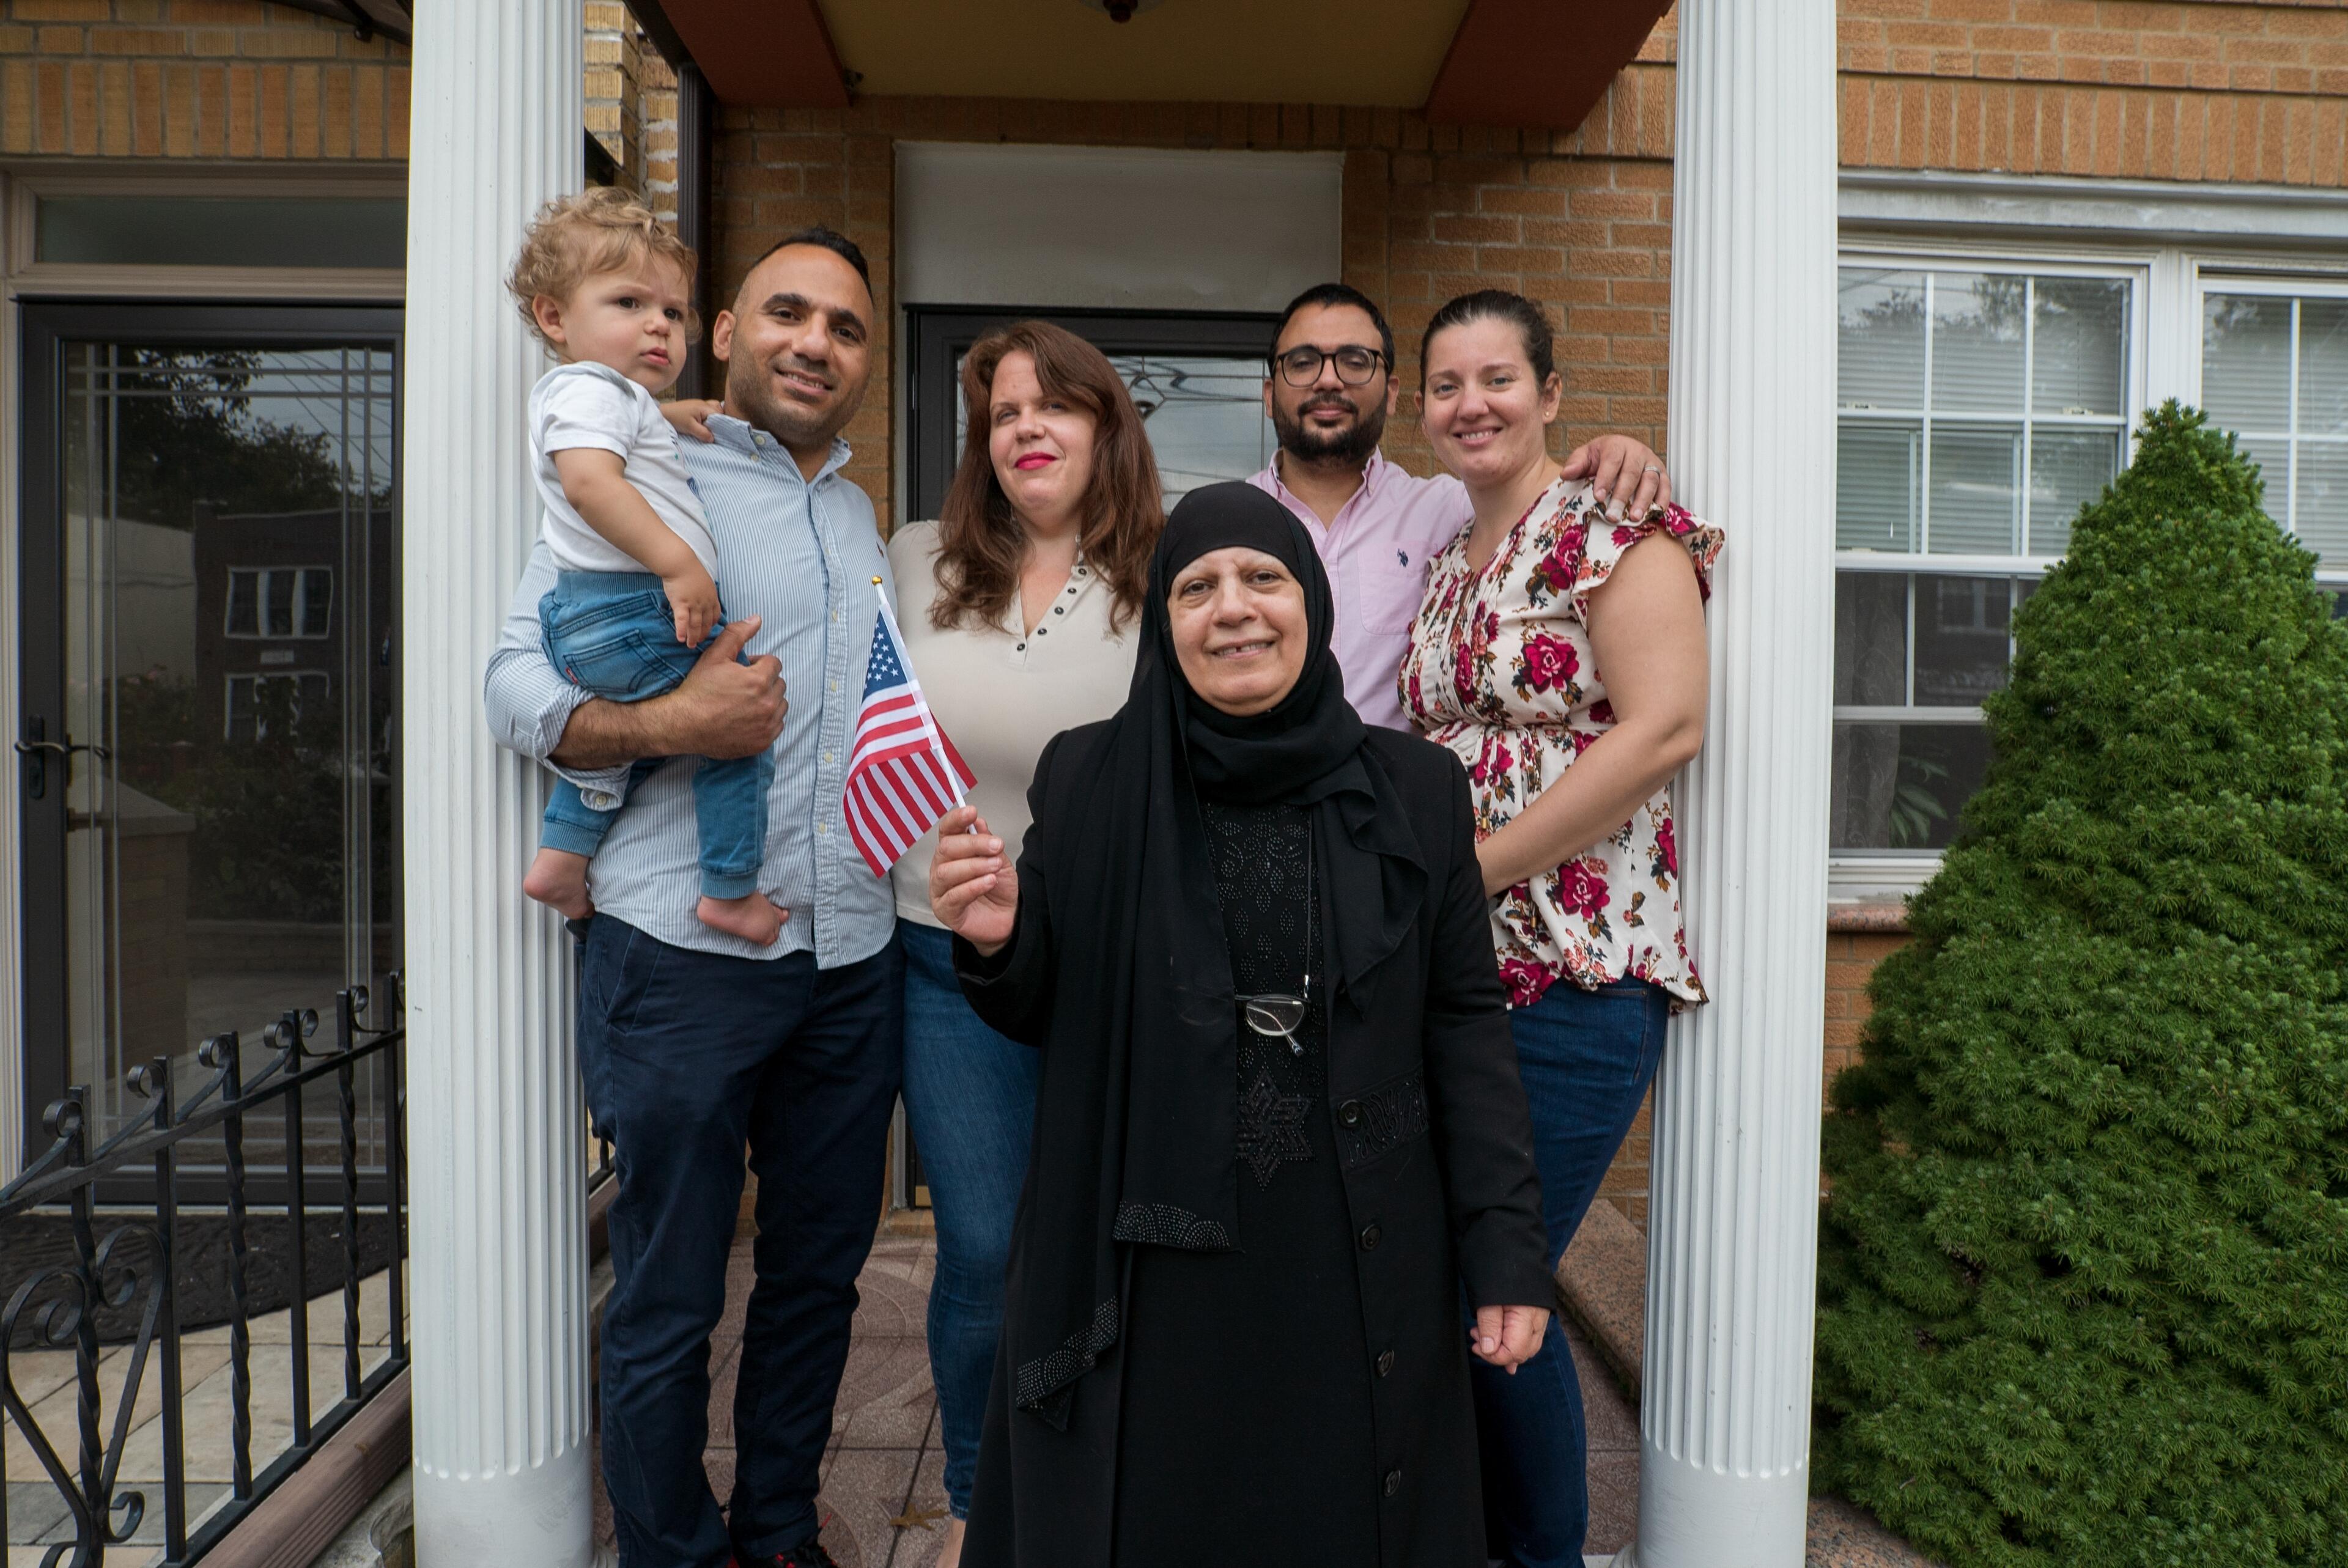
[{"xmin": 844, "ymin": 597, "xmax": 976, "ymax": 877}]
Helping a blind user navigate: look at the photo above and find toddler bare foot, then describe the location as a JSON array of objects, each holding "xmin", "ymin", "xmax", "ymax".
[
  {"xmin": 698, "ymin": 893, "xmax": 789, "ymax": 944},
  {"xmin": 524, "ymin": 848, "xmax": 595, "ymax": 920},
  {"xmin": 937, "ymin": 1517, "xmax": 966, "ymax": 1568}
]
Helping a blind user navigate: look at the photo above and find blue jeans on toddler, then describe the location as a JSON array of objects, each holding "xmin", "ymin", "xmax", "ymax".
[
  {"xmin": 896, "ymin": 920, "xmax": 1038, "ymax": 1520},
  {"xmin": 1474, "ymin": 976, "xmax": 1671, "ymax": 1568},
  {"xmin": 539, "ymin": 570, "xmax": 773, "ymax": 900}
]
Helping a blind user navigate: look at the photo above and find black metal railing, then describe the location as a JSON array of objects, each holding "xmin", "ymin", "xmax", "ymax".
[{"xmin": 0, "ymin": 982, "xmax": 408, "ymax": 1567}]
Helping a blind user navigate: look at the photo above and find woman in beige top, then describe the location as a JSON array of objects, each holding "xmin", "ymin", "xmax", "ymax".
[{"xmin": 887, "ymin": 320, "xmax": 1162, "ymax": 1567}]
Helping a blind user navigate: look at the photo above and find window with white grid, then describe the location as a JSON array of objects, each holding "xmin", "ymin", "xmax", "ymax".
[
  {"xmin": 1833, "ymin": 262, "xmax": 2137, "ymax": 855},
  {"xmin": 2201, "ymin": 283, "xmax": 2348, "ymax": 572}
]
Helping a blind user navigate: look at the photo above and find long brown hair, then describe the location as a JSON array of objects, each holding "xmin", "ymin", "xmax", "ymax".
[{"xmin": 931, "ymin": 321, "xmax": 1162, "ymax": 633}]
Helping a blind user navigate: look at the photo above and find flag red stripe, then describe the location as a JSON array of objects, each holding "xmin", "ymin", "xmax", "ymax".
[{"xmin": 895, "ymin": 757, "xmax": 950, "ymax": 821}]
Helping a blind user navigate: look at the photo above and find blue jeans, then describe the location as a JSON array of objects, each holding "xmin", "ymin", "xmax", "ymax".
[
  {"xmin": 1474, "ymin": 977, "xmax": 1669, "ymax": 1568},
  {"xmin": 540, "ymin": 570, "xmax": 773, "ymax": 901},
  {"xmin": 579, "ymin": 915, "xmax": 904, "ymax": 1567},
  {"xmin": 896, "ymin": 921, "xmax": 1038, "ymax": 1520}
]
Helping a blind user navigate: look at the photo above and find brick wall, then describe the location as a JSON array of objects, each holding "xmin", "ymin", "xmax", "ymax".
[
  {"xmin": 707, "ymin": 48, "xmax": 1678, "ymax": 528},
  {"xmin": 0, "ymin": 0, "xmax": 408, "ymax": 160},
  {"xmin": 583, "ymin": 2, "xmax": 644, "ymax": 193},
  {"xmin": 585, "ymin": 1, "xmax": 679, "ymax": 222},
  {"xmin": 1839, "ymin": 0, "xmax": 2348, "ymax": 185}
]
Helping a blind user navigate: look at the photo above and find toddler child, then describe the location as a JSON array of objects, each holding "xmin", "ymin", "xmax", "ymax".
[{"xmin": 508, "ymin": 186, "xmax": 783, "ymax": 944}]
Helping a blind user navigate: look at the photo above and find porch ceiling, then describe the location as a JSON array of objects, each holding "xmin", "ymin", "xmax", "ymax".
[
  {"xmin": 824, "ymin": 0, "xmax": 1466, "ymax": 106},
  {"xmin": 648, "ymin": 0, "xmax": 1664, "ymax": 131}
]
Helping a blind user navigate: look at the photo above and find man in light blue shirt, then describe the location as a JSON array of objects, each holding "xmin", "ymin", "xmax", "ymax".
[{"xmin": 484, "ymin": 229, "xmax": 895, "ymax": 1568}]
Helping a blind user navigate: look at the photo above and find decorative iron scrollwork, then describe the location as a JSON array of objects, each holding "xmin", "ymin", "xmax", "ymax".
[{"xmin": 1, "ymin": 987, "xmax": 411, "ymax": 1567}]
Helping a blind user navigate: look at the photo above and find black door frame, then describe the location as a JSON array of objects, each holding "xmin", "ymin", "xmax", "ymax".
[
  {"xmin": 15, "ymin": 299, "xmax": 404, "ymax": 1185},
  {"xmin": 904, "ymin": 305, "xmax": 1280, "ymax": 522}
]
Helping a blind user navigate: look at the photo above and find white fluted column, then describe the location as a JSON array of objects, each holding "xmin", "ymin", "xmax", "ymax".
[
  {"xmin": 402, "ymin": 4, "xmax": 600, "ymax": 1564},
  {"xmin": 1617, "ymin": 3, "xmax": 1838, "ymax": 1566}
]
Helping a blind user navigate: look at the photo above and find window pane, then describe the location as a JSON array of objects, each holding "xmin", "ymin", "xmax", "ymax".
[
  {"xmin": 2236, "ymin": 432, "xmax": 2293, "ymax": 522},
  {"xmin": 2296, "ymin": 443, "xmax": 2348, "ymax": 568},
  {"xmin": 301, "ymin": 569, "xmax": 333, "ymax": 637},
  {"xmin": 1932, "ymin": 273, "xmax": 2028, "ymax": 412},
  {"xmin": 2032, "ymin": 277, "xmax": 2128, "ymax": 417},
  {"xmin": 2029, "ymin": 427, "xmax": 2121, "ymax": 556},
  {"xmin": 1839, "ymin": 269, "xmax": 1926, "ymax": 410},
  {"xmin": 226, "ymin": 570, "xmax": 257, "ymax": 636},
  {"xmin": 1831, "ymin": 721, "xmax": 1995, "ymax": 852},
  {"xmin": 2299, "ymin": 300, "xmax": 2348, "ymax": 438},
  {"xmin": 1929, "ymin": 425, "xmax": 2021, "ymax": 554},
  {"xmin": 2202, "ymin": 293, "xmax": 2294, "ymax": 433},
  {"xmin": 264, "ymin": 570, "xmax": 295, "ymax": 636},
  {"xmin": 1913, "ymin": 575, "xmax": 2012, "ymax": 706},
  {"xmin": 1837, "ymin": 420, "xmax": 1920, "ymax": 551},
  {"xmin": 35, "ymin": 196, "xmax": 406, "ymax": 270},
  {"xmin": 1834, "ymin": 573, "xmax": 1908, "ymax": 705}
]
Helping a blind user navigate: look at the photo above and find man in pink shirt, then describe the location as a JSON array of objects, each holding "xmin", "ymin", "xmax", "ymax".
[{"xmin": 1249, "ymin": 283, "xmax": 1672, "ymax": 731}]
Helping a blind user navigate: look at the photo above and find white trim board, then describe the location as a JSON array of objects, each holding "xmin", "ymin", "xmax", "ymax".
[
  {"xmin": 1840, "ymin": 167, "xmax": 2348, "ymax": 247},
  {"xmin": 893, "ymin": 141, "xmax": 1343, "ymax": 312}
]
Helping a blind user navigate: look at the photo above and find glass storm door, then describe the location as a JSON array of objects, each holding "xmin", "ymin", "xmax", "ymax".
[{"xmin": 18, "ymin": 303, "xmax": 402, "ymax": 1179}]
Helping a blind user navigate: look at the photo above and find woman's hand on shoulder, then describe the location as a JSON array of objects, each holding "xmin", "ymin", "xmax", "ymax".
[
  {"xmin": 1470, "ymin": 1303, "xmax": 1551, "ymax": 1374},
  {"xmin": 929, "ymin": 806, "xmax": 1018, "ymax": 955}
]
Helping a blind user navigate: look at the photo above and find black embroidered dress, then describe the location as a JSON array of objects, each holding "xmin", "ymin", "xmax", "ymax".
[{"xmin": 1112, "ymin": 802, "xmax": 1380, "ymax": 1564}]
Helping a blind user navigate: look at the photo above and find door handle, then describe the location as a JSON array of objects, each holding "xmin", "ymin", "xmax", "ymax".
[{"xmin": 17, "ymin": 720, "xmax": 108, "ymax": 800}]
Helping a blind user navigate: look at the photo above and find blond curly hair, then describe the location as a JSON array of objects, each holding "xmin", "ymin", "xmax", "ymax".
[{"xmin": 506, "ymin": 186, "xmax": 700, "ymax": 349}]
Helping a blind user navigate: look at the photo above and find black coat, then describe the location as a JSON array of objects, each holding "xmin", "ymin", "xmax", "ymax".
[{"xmin": 956, "ymin": 721, "xmax": 1551, "ymax": 1568}]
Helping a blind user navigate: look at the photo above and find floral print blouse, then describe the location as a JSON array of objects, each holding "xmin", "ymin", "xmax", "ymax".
[{"xmin": 1399, "ymin": 476, "xmax": 1724, "ymax": 1010}]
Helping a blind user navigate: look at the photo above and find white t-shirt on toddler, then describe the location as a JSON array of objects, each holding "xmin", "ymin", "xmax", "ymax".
[{"xmin": 530, "ymin": 360, "xmax": 720, "ymax": 580}]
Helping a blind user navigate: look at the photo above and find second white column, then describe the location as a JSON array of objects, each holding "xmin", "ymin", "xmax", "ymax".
[{"xmin": 1618, "ymin": 1, "xmax": 1839, "ymax": 1565}]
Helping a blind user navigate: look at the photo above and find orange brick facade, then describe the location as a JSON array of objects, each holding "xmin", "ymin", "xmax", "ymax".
[
  {"xmin": 704, "ymin": 57, "xmax": 1681, "ymax": 536},
  {"xmin": 0, "ymin": 0, "xmax": 410, "ymax": 160},
  {"xmin": 1837, "ymin": 0, "xmax": 2348, "ymax": 185}
]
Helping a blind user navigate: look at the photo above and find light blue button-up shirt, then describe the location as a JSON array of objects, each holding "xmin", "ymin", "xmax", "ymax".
[{"xmin": 483, "ymin": 414, "xmax": 898, "ymax": 966}]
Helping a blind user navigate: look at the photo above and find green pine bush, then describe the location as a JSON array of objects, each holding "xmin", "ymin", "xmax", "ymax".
[{"xmin": 1812, "ymin": 403, "xmax": 2348, "ymax": 1568}]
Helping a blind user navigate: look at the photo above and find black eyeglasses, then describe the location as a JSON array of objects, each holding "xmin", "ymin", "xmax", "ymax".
[{"xmin": 1272, "ymin": 345, "xmax": 1388, "ymax": 388}]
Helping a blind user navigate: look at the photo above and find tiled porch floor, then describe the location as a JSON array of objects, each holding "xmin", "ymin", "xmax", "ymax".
[
  {"xmin": 4, "ymin": 1266, "xmax": 405, "ymax": 1567},
  {"xmin": 591, "ymin": 1231, "xmax": 1640, "ymax": 1566}
]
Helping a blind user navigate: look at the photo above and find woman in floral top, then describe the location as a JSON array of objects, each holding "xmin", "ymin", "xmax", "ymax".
[{"xmin": 1398, "ymin": 291, "xmax": 1721, "ymax": 1568}]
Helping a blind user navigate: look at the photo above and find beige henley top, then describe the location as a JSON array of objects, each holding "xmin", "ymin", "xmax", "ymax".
[{"xmin": 887, "ymin": 518, "xmax": 1140, "ymax": 929}]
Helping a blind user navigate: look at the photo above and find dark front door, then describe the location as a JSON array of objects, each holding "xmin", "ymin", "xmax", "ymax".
[
  {"xmin": 893, "ymin": 306, "xmax": 1280, "ymax": 1206},
  {"xmin": 17, "ymin": 302, "xmax": 402, "ymax": 1179},
  {"xmin": 906, "ymin": 306, "xmax": 1283, "ymax": 521}
]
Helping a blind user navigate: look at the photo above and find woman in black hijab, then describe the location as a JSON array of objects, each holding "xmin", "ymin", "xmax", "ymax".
[{"xmin": 928, "ymin": 482, "xmax": 1552, "ymax": 1568}]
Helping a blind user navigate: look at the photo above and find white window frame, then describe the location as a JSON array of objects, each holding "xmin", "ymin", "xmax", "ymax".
[
  {"xmin": 1834, "ymin": 172, "xmax": 2348, "ymax": 903},
  {"xmin": 2183, "ymin": 268, "xmax": 2348, "ymax": 568},
  {"xmin": 223, "ymin": 564, "xmax": 335, "ymax": 641},
  {"xmin": 1833, "ymin": 243, "xmax": 2151, "ymax": 898}
]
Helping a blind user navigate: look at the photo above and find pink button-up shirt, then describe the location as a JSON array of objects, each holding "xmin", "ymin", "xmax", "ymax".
[{"xmin": 1248, "ymin": 450, "xmax": 1471, "ymax": 732}]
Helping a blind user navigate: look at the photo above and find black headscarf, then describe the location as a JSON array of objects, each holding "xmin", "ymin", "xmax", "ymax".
[{"xmin": 1005, "ymin": 481, "xmax": 1428, "ymax": 1426}]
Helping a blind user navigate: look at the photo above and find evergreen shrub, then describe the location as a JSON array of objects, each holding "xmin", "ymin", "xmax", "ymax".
[{"xmin": 1812, "ymin": 403, "xmax": 2348, "ymax": 1567}]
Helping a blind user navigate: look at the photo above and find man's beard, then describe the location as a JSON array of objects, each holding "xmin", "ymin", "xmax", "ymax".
[
  {"xmin": 1272, "ymin": 393, "xmax": 1384, "ymax": 469},
  {"xmin": 728, "ymin": 353, "xmax": 863, "ymax": 453}
]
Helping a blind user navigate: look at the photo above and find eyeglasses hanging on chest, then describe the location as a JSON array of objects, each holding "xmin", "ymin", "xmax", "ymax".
[{"xmin": 1234, "ymin": 832, "xmax": 1312, "ymax": 1056}]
